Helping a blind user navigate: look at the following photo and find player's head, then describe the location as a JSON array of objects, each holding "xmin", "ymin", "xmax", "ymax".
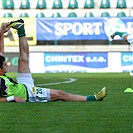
[
  {"xmin": 0, "ymin": 55, "xmax": 8, "ymax": 74},
  {"xmin": 0, "ymin": 55, "xmax": 5, "ymax": 68}
]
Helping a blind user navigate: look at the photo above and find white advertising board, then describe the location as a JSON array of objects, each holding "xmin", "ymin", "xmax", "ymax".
[{"xmin": 29, "ymin": 52, "xmax": 133, "ymax": 73}]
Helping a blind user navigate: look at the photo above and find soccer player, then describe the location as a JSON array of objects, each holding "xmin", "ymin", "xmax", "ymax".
[
  {"xmin": 0, "ymin": 19, "xmax": 107, "ymax": 102},
  {"xmin": 110, "ymin": 31, "xmax": 133, "ymax": 46}
]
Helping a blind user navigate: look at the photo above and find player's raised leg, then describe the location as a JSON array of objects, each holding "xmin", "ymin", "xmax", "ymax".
[
  {"xmin": 7, "ymin": 19, "xmax": 30, "ymax": 73},
  {"xmin": 110, "ymin": 31, "xmax": 128, "ymax": 41}
]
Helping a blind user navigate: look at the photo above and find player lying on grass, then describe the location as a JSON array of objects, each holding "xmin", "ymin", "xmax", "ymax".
[
  {"xmin": 0, "ymin": 19, "xmax": 107, "ymax": 102},
  {"xmin": 110, "ymin": 31, "xmax": 133, "ymax": 46}
]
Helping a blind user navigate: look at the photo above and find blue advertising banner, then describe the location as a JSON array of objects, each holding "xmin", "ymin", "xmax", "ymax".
[
  {"xmin": 121, "ymin": 52, "xmax": 133, "ymax": 66},
  {"xmin": 37, "ymin": 17, "xmax": 133, "ymax": 41},
  {"xmin": 44, "ymin": 52, "xmax": 108, "ymax": 68}
]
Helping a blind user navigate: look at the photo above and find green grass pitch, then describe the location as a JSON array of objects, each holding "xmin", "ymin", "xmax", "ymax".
[{"xmin": 0, "ymin": 73, "xmax": 132, "ymax": 133}]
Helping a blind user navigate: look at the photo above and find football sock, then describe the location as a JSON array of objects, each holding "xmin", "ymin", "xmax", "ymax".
[
  {"xmin": 114, "ymin": 31, "xmax": 127, "ymax": 38},
  {"xmin": 86, "ymin": 95, "xmax": 96, "ymax": 101},
  {"xmin": 18, "ymin": 25, "xmax": 26, "ymax": 38}
]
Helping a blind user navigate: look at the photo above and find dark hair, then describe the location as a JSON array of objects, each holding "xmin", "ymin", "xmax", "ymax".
[{"xmin": 0, "ymin": 55, "xmax": 5, "ymax": 68}]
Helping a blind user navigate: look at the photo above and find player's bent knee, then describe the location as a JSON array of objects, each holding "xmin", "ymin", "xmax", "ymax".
[
  {"xmin": 50, "ymin": 89, "xmax": 67, "ymax": 101},
  {"xmin": 58, "ymin": 90, "xmax": 67, "ymax": 96},
  {"xmin": 57, "ymin": 90, "xmax": 68, "ymax": 101}
]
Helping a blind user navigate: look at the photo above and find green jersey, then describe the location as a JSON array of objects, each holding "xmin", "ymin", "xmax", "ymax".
[{"xmin": 0, "ymin": 75, "xmax": 28, "ymax": 100}]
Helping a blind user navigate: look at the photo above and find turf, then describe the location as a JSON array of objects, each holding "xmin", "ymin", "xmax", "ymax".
[{"xmin": 0, "ymin": 73, "xmax": 132, "ymax": 133}]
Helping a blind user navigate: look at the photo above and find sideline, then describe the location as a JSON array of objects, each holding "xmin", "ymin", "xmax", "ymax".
[{"xmin": 36, "ymin": 78, "xmax": 77, "ymax": 87}]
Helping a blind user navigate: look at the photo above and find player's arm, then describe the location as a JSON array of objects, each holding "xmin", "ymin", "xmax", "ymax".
[
  {"xmin": 0, "ymin": 97, "xmax": 7, "ymax": 102},
  {"xmin": 0, "ymin": 23, "xmax": 10, "ymax": 55},
  {"xmin": 0, "ymin": 96, "xmax": 26, "ymax": 102},
  {"xmin": 123, "ymin": 35, "xmax": 128, "ymax": 41},
  {"xmin": 0, "ymin": 28, "xmax": 4, "ymax": 56}
]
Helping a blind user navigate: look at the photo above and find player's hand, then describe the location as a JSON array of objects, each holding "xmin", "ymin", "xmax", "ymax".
[
  {"xmin": 0, "ymin": 23, "xmax": 10, "ymax": 34},
  {"xmin": 14, "ymin": 96, "xmax": 26, "ymax": 102}
]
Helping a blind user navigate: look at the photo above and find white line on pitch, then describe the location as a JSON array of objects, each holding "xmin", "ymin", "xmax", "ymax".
[{"xmin": 36, "ymin": 78, "xmax": 77, "ymax": 87}]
